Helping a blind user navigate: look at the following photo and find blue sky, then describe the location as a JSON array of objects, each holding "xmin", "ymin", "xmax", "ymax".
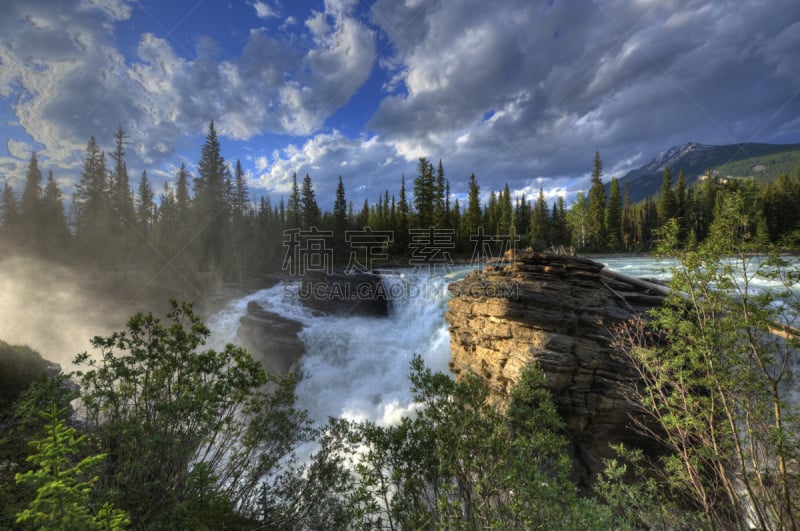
[{"xmin": 2, "ymin": 0, "xmax": 800, "ymax": 208}]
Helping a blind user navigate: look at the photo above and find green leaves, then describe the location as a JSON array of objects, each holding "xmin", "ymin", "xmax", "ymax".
[
  {"xmin": 14, "ymin": 402, "xmax": 129, "ymax": 530},
  {"xmin": 70, "ymin": 299, "xmax": 307, "ymax": 527}
]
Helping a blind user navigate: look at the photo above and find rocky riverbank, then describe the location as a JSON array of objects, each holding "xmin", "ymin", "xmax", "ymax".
[{"xmin": 445, "ymin": 251, "xmax": 668, "ymax": 481}]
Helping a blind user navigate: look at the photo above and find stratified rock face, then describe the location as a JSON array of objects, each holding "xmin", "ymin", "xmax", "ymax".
[
  {"xmin": 445, "ymin": 252, "xmax": 665, "ymax": 480},
  {"xmin": 238, "ymin": 301, "xmax": 304, "ymax": 374}
]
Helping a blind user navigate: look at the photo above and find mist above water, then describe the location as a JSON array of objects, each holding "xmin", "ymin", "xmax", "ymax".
[{"xmin": 0, "ymin": 255, "xmax": 130, "ymax": 367}]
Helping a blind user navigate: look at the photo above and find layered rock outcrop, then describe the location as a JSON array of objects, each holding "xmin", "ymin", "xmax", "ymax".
[{"xmin": 445, "ymin": 252, "xmax": 667, "ymax": 480}]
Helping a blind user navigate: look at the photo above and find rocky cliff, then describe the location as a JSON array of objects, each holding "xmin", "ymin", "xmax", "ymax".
[{"xmin": 445, "ymin": 252, "xmax": 668, "ymax": 480}]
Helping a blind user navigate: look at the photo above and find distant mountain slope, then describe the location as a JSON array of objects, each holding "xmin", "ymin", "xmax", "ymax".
[{"xmin": 615, "ymin": 142, "xmax": 800, "ymax": 203}]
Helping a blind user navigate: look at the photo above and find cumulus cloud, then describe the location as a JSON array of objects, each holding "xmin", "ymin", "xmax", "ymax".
[
  {"xmin": 367, "ymin": 0, "xmax": 800, "ymax": 198},
  {"xmin": 256, "ymin": 130, "xmax": 399, "ymax": 203},
  {"xmin": 0, "ymin": 0, "xmax": 376, "ymax": 193},
  {"xmin": 2, "ymin": 0, "xmax": 800, "ymax": 208},
  {"xmin": 251, "ymin": 1, "xmax": 277, "ymax": 19}
]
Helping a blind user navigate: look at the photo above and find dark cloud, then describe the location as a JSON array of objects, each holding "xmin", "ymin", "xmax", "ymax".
[
  {"xmin": 2, "ymin": 0, "xmax": 800, "ymax": 207},
  {"xmin": 361, "ymin": 0, "xmax": 800, "ymax": 198}
]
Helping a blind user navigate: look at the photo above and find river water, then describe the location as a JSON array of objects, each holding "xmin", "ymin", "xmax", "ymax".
[{"xmin": 205, "ymin": 256, "xmax": 800, "ymax": 427}]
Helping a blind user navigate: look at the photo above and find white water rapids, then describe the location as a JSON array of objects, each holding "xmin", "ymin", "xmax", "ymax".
[
  {"xmin": 205, "ymin": 267, "xmax": 475, "ymax": 426},
  {"xmin": 204, "ymin": 256, "xmax": 800, "ymax": 428}
]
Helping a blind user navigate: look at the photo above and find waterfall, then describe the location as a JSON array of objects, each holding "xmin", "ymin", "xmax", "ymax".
[{"xmin": 206, "ymin": 267, "xmax": 474, "ymax": 426}]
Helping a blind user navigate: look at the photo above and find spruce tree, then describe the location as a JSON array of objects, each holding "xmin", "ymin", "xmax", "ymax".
[
  {"xmin": 19, "ymin": 153, "xmax": 43, "ymax": 250},
  {"xmin": 193, "ymin": 121, "xmax": 230, "ymax": 272},
  {"xmin": 41, "ymin": 171, "xmax": 69, "ymax": 257},
  {"xmin": 413, "ymin": 158, "xmax": 434, "ymax": 228},
  {"xmin": 587, "ymin": 151, "xmax": 607, "ymax": 250},
  {"xmin": 605, "ymin": 177, "xmax": 622, "ymax": 250},
  {"xmin": 657, "ymin": 166, "xmax": 677, "ymax": 226},
  {"xmin": 73, "ymin": 136, "xmax": 110, "ymax": 264},
  {"xmin": 465, "ymin": 173, "xmax": 482, "ymax": 239},
  {"xmin": 109, "ymin": 126, "xmax": 135, "ymax": 227},
  {"xmin": 136, "ymin": 170, "xmax": 155, "ymax": 242},
  {"xmin": 1, "ymin": 180, "xmax": 19, "ymax": 243},
  {"xmin": 529, "ymin": 188, "xmax": 549, "ymax": 246},
  {"xmin": 300, "ymin": 174, "xmax": 321, "ymax": 228},
  {"xmin": 286, "ymin": 173, "xmax": 301, "ymax": 229}
]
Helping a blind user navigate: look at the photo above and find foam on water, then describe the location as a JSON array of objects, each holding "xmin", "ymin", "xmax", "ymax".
[
  {"xmin": 205, "ymin": 257, "xmax": 800, "ymax": 429},
  {"xmin": 205, "ymin": 267, "xmax": 473, "ymax": 427}
]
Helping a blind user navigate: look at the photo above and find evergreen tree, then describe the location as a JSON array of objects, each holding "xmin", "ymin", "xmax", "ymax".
[
  {"xmin": 551, "ymin": 196, "xmax": 569, "ymax": 247},
  {"xmin": 41, "ymin": 171, "xmax": 70, "ymax": 258},
  {"xmin": 300, "ymin": 174, "xmax": 321, "ymax": 228},
  {"xmin": 486, "ymin": 191, "xmax": 498, "ymax": 236},
  {"xmin": 465, "ymin": 173, "xmax": 482, "ymax": 238},
  {"xmin": 675, "ymin": 168, "xmax": 688, "ymax": 241},
  {"xmin": 433, "ymin": 159, "xmax": 446, "ymax": 228},
  {"xmin": 498, "ymin": 183, "xmax": 513, "ymax": 236},
  {"xmin": 109, "ymin": 126, "xmax": 135, "ymax": 226},
  {"xmin": 333, "ymin": 176, "xmax": 347, "ymax": 232},
  {"xmin": 286, "ymin": 173, "xmax": 301, "ymax": 229},
  {"xmin": 73, "ymin": 136, "xmax": 110, "ymax": 263},
  {"xmin": 193, "ymin": 121, "xmax": 230, "ymax": 271},
  {"xmin": 231, "ymin": 160, "xmax": 249, "ymax": 219},
  {"xmin": 621, "ymin": 182, "xmax": 635, "ymax": 250},
  {"xmin": 587, "ymin": 151, "xmax": 607, "ymax": 250},
  {"xmin": 20, "ymin": 153, "xmax": 43, "ymax": 246},
  {"xmin": 1, "ymin": 180, "xmax": 19, "ymax": 242},
  {"xmin": 136, "ymin": 170, "xmax": 155, "ymax": 242},
  {"xmin": 657, "ymin": 166, "xmax": 677, "ymax": 226},
  {"xmin": 413, "ymin": 158, "xmax": 435, "ymax": 228},
  {"xmin": 605, "ymin": 177, "xmax": 622, "ymax": 250},
  {"xmin": 14, "ymin": 402, "xmax": 129, "ymax": 530},
  {"xmin": 529, "ymin": 188, "xmax": 550, "ymax": 247}
]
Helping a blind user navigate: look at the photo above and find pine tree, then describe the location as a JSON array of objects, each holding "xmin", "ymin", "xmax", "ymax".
[
  {"xmin": 300, "ymin": 174, "xmax": 321, "ymax": 228},
  {"xmin": 1, "ymin": 180, "xmax": 19, "ymax": 242},
  {"xmin": 41, "ymin": 171, "xmax": 69, "ymax": 258},
  {"xmin": 286, "ymin": 173, "xmax": 301, "ymax": 229},
  {"xmin": 19, "ymin": 153, "xmax": 43, "ymax": 249},
  {"xmin": 587, "ymin": 151, "xmax": 607, "ymax": 250},
  {"xmin": 193, "ymin": 121, "xmax": 230, "ymax": 271},
  {"xmin": 413, "ymin": 158, "xmax": 435, "ymax": 228},
  {"xmin": 231, "ymin": 160, "xmax": 249, "ymax": 219},
  {"xmin": 465, "ymin": 173, "xmax": 482, "ymax": 239},
  {"xmin": 433, "ymin": 160, "xmax": 446, "ymax": 228},
  {"xmin": 109, "ymin": 126, "xmax": 135, "ymax": 226},
  {"xmin": 621, "ymin": 182, "xmax": 635, "ymax": 250},
  {"xmin": 73, "ymin": 136, "xmax": 110, "ymax": 263},
  {"xmin": 529, "ymin": 188, "xmax": 549, "ymax": 246},
  {"xmin": 14, "ymin": 402, "xmax": 129, "ymax": 530},
  {"xmin": 498, "ymin": 183, "xmax": 513, "ymax": 236},
  {"xmin": 657, "ymin": 166, "xmax": 677, "ymax": 226},
  {"xmin": 605, "ymin": 177, "xmax": 622, "ymax": 250},
  {"xmin": 551, "ymin": 196, "xmax": 569, "ymax": 247},
  {"xmin": 333, "ymin": 176, "xmax": 347, "ymax": 232},
  {"xmin": 675, "ymin": 168, "xmax": 687, "ymax": 241},
  {"xmin": 136, "ymin": 170, "xmax": 155, "ymax": 242}
]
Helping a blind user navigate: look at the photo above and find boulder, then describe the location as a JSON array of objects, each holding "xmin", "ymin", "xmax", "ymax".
[
  {"xmin": 445, "ymin": 251, "xmax": 667, "ymax": 482},
  {"xmin": 237, "ymin": 301, "xmax": 304, "ymax": 374},
  {"xmin": 298, "ymin": 271, "xmax": 389, "ymax": 317}
]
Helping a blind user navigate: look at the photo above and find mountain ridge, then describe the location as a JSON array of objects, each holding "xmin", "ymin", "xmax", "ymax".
[{"xmin": 614, "ymin": 142, "xmax": 800, "ymax": 203}]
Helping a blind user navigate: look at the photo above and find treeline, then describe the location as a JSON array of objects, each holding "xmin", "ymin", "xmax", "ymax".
[{"xmin": 3, "ymin": 124, "xmax": 800, "ymax": 281}]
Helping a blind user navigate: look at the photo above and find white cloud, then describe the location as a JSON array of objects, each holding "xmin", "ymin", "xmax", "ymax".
[
  {"xmin": 0, "ymin": 0, "xmax": 376, "ymax": 193},
  {"xmin": 251, "ymin": 1, "xmax": 277, "ymax": 19},
  {"xmin": 6, "ymin": 139, "xmax": 31, "ymax": 159}
]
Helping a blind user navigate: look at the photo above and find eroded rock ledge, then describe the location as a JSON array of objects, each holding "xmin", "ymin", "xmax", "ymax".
[{"xmin": 445, "ymin": 251, "xmax": 667, "ymax": 481}]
